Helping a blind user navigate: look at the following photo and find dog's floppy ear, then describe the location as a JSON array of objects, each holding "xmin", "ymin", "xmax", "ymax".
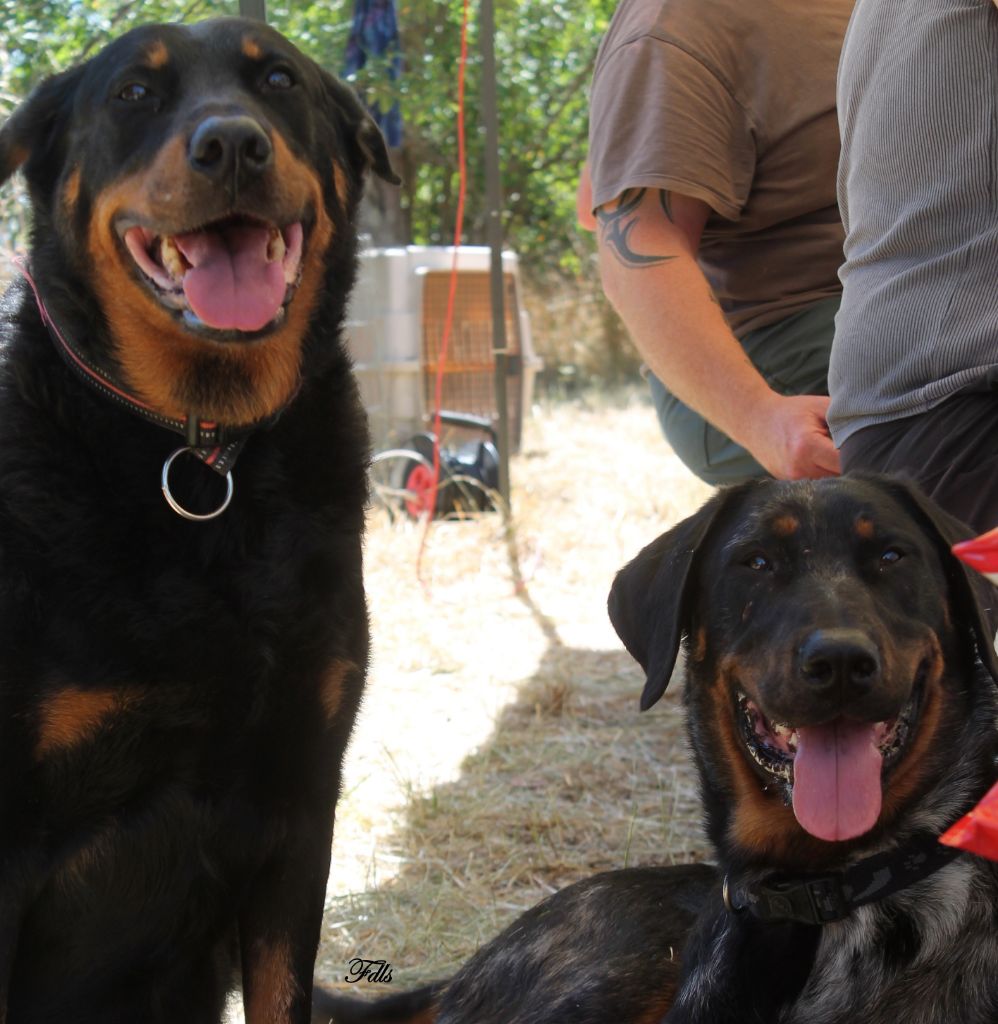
[
  {"xmin": 322, "ymin": 72, "xmax": 401, "ymax": 186},
  {"xmin": 355, "ymin": 114, "xmax": 400, "ymax": 186},
  {"xmin": 609, "ymin": 484, "xmax": 754, "ymax": 711},
  {"xmin": 0, "ymin": 65, "xmax": 84, "ymax": 189},
  {"xmin": 873, "ymin": 474, "xmax": 998, "ymax": 684}
]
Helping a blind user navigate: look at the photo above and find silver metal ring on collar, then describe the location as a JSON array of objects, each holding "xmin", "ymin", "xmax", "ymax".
[
  {"xmin": 161, "ymin": 447, "xmax": 234, "ymax": 522},
  {"xmin": 722, "ymin": 875, "xmax": 742, "ymax": 914}
]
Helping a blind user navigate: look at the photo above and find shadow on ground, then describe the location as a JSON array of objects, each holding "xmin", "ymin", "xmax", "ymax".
[{"xmin": 316, "ymin": 583, "xmax": 709, "ymax": 993}]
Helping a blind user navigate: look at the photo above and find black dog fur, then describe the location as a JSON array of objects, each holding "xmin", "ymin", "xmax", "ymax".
[{"xmin": 0, "ymin": 18, "xmax": 396, "ymax": 1023}]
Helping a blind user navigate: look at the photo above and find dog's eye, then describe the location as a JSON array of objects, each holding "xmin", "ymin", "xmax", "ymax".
[
  {"xmin": 265, "ymin": 67, "xmax": 295, "ymax": 91},
  {"xmin": 118, "ymin": 82, "xmax": 151, "ymax": 103},
  {"xmin": 746, "ymin": 554, "xmax": 771, "ymax": 572},
  {"xmin": 880, "ymin": 548, "xmax": 904, "ymax": 566}
]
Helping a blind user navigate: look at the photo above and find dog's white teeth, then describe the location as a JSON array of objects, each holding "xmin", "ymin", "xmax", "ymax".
[
  {"xmin": 160, "ymin": 237, "xmax": 187, "ymax": 281},
  {"xmin": 267, "ymin": 228, "xmax": 286, "ymax": 263},
  {"xmin": 769, "ymin": 721, "xmax": 798, "ymax": 754}
]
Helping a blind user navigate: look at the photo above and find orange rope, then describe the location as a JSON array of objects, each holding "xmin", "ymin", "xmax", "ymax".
[{"xmin": 416, "ymin": 0, "xmax": 470, "ymax": 588}]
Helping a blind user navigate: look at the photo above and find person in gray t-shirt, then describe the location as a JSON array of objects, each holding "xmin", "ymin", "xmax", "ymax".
[{"xmin": 830, "ymin": 0, "xmax": 998, "ymax": 533}]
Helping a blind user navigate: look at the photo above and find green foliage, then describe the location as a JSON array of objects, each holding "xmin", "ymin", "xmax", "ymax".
[
  {"xmin": 271, "ymin": 0, "xmax": 619, "ymax": 277},
  {"xmin": 0, "ymin": 0, "xmax": 234, "ymax": 94},
  {"xmin": 0, "ymin": 0, "xmax": 618, "ymax": 281}
]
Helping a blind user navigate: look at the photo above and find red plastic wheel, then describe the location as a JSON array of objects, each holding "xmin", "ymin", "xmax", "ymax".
[{"xmin": 404, "ymin": 463, "xmax": 436, "ymax": 518}]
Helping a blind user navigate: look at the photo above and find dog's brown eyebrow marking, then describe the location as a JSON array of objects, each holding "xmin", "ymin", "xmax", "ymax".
[
  {"xmin": 771, "ymin": 514, "xmax": 800, "ymax": 537},
  {"xmin": 35, "ymin": 687, "xmax": 123, "ymax": 758},
  {"xmin": 854, "ymin": 515, "xmax": 876, "ymax": 540},
  {"xmin": 144, "ymin": 40, "xmax": 170, "ymax": 69},
  {"xmin": 244, "ymin": 937, "xmax": 300, "ymax": 1023},
  {"xmin": 242, "ymin": 36, "xmax": 264, "ymax": 60}
]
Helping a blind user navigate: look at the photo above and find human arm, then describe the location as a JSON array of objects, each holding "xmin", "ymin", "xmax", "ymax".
[
  {"xmin": 597, "ymin": 187, "xmax": 841, "ymax": 480},
  {"xmin": 576, "ymin": 161, "xmax": 597, "ymax": 232}
]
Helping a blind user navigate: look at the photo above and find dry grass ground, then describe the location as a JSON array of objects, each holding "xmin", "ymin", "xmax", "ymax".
[{"xmin": 312, "ymin": 388, "xmax": 714, "ymax": 997}]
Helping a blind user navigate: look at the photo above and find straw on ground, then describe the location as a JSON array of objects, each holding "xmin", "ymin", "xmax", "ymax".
[{"xmin": 313, "ymin": 390, "xmax": 713, "ymax": 994}]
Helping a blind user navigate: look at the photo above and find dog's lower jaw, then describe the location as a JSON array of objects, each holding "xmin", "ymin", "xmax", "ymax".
[
  {"xmin": 121, "ymin": 217, "xmax": 306, "ymax": 338},
  {"xmin": 734, "ymin": 669, "xmax": 926, "ymax": 842}
]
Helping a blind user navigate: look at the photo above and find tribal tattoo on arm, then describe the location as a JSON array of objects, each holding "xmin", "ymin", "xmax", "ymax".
[
  {"xmin": 597, "ymin": 188, "xmax": 678, "ymax": 269},
  {"xmin": 659, "ymin": 189, "xmax": 675, "ymax": 223}
]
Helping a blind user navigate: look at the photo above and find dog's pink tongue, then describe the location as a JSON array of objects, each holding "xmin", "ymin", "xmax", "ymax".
[
  {"xmin": 175, "ymin": 224, "xmax": 284, "ymax": 331},
  {"xmin": 792, "ymin": 720, "xmax": 884, "ymax": 842}
]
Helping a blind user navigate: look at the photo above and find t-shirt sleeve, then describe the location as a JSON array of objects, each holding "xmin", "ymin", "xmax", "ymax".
[{"xmin": 588, "ymin": 35, "xmax": 755, "ymax": 221}]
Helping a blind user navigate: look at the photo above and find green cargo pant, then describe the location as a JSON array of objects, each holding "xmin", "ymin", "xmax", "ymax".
[{"xmin": 648, "ymin": 296, "xmax": 838, "ymax": 485}]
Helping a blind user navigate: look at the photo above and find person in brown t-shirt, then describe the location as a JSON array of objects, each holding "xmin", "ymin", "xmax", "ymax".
[{"xmin": 587, "ymin": 0, "xmax": 852, "ymax": 484}]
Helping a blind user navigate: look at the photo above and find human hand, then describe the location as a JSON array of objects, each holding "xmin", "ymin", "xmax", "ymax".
[{"xmin": 744, "ymin": 394, "xmax": 842, "ymax": 480}]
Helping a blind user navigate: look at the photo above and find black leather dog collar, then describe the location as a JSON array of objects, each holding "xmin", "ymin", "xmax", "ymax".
[
  {"xmin": 723, "ymin": 833, "xmax": 963, "ymax": 926},
  {"xmin": 14, "ymin": 256, "xmax": 253, "ymax": 477}
]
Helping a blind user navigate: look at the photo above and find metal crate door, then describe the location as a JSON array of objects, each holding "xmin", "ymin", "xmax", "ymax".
[
  {"xmin": 419, "ymin": 269, "xmax": 524, "ymax": 451},
  {"xmin": 419, "ymin": 270, "xmax": 528, "ymax": 450}
]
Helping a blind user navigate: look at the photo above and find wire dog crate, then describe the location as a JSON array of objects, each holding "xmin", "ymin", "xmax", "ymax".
[
  {"xmin": 344, "ymin": 246, "xmax": 540, "ymax": 454},
  {"xmin": 420, "ymin": 267, "xmax": 527, "ymax": 449}
]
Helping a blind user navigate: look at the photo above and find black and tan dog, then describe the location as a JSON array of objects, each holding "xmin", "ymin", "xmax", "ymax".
[
  {"xmin": 0, "ymin": 17, "xmax": 398, "ymax": 1024},
  {"xmin": 319, "ymin": 476, "xmax": 998, "ymax": 1024}
]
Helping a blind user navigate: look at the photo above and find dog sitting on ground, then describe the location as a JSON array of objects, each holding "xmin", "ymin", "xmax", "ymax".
[
  {"xmin": 317, "ymin": 475, "xmax": 998, "ymax": 1024},
  {"xmin": 0, "ymin": 18, "xmax": 397, "ymax": 1023}
]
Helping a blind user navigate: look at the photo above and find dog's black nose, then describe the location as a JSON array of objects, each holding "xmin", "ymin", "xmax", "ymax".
[
  {"xmin": 798, "ymin": 629, "xmax": 881, "ymax": 693},
  {"xmin": 188, "ymin": 115, "xmax": 273, "ymax": 185}
]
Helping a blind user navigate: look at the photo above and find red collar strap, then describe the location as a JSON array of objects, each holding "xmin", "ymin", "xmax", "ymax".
[{"xmin": 12, "ymin": 255, "xmax": 252, "ymax": 476}]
